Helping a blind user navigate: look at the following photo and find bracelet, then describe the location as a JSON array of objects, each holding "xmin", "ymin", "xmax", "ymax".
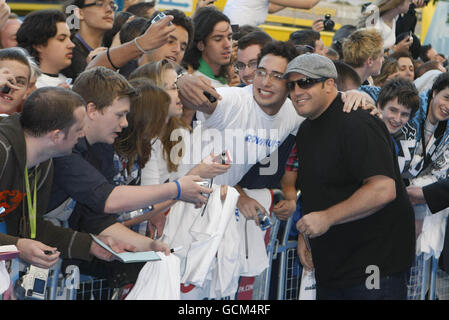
[
  {"xmin": 173, "ymin": 180, "xmax": 181, "ymax": 200},
  {"xmin": 106, "ymin": 47, "xmax": 119, "ymax": 70},
  {"xmin": 133, "ymin": 37, "xmax": 151, "ymax": 55}
]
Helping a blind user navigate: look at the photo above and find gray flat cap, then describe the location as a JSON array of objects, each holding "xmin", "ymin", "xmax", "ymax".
[{"xmin": 283, "ymin": 53, "xmax": 338, "ymax": 79}]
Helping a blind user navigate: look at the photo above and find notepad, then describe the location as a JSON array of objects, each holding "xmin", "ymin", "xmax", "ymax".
[
  {"xmin": 90, "ymin": 234, "xmax": 161, "ymax": 263},
  {"xmin": 0, "ymin": 245, "xmax": 20, "ymax": 261}
]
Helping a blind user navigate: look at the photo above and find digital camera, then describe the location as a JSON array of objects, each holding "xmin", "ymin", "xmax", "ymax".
[
  {"xmin": 257, "ymin": 209, "xmax": 272, "ymax": 231},
  {"xmin": 323, "ymin": 14, "xmax": 335, "ymax": 31},
  {"xmin": 196, "ymin": 179, "xmax": 212, "ymax": 198},
  {"xmin": 15, "ymin": 265, "xmax": 49, "ymax": 300}
]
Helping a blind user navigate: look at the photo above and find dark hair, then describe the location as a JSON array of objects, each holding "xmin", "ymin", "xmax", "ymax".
[
  {"xmin": 126, "ymin": 2, "xmax": 155, "ymax": 18},
  {"xmin": 114, "ymin": 77, "xmax": 169, "ymax": 172},
  {"xmin": 20, "ymin": 87, "xmax": 85, "ymax": 137},
  {"xmin": 334, "ymin": 60, "xmax": 361, "ymax": 91},
  {"xmin": 257, "ymin": 41, "xmax": 298, "ymax": 66},
  {"xmin": 72, "ymin": 66, "xmax": 137, "ymax": 111},
  {"xmin": 396, "ymin": 32, "xmax": 421, "ymax": 60},
  {"xmin": 0, "ymin": 47, "xmax": 32, "ymax": 82},
  {"xmin": 182, "ymin": 6, "xmax": 230, "ymax": 71},
  {"xmin": 331, "ymin": 24, "xmax": 357, "ymax": 59},
  {"xmin": 377, "ymin": 78, "xmax": 419, "ymax": 118},
  {"xmin": 16, "ymin": 9, "xmax": 67, "ymax": 63},
  {"xmin": 288, "ymin": 30, "xmax": 320, "ymax": 48},
  {"xmin": 389, "ymin": 50, "xmax": 413, "ymax": 61},
  {"xmin": 415, "ymin": 60, "xmax": 443, "ymax": 79},
  {"xmin": 373, "ymin": 57, "xmax": 399, "ymax": 87},
  {"xmin": 102, "ymin": 11, "xmax": 134, "ymax": 48},
  {"xmin": 429, "ymin": 72, "xmax": 449, "ymax": 101},
  {"xmin": 419, "ymin": 44, "xmax": 433, "ymax": 62},
  {"xmin": 120, "ymin": 17, "xmax": 148, "ymax": 44},
  {"xmin": 238, "ymin": 30, "xmax": 272, "ymax": 51},
  {"xmin": 233, "ymin": 25, "xmax": 261, "ymax": 41}
]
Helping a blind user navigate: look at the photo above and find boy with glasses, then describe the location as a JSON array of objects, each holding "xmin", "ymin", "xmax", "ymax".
[
  {"xmin": 235, "ymin": 30, "xmax": 272, "ymax": 86},
  {"xmin": 62, "ymin": 0, "xmax": 117, "ymax": 80},
  {"xmin": 287, "ymin": 53, "xmax": 415, "ymax": 300}
]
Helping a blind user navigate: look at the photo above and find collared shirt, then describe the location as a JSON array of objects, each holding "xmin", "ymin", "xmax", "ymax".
[{"xmin": 197, "ymin": 57, "xmax": 227, "ymax": 85}]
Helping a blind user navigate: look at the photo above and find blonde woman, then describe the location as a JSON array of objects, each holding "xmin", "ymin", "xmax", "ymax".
[{"xmin": 129, "ymin": 60, "xmax": 231, "ymax": 237}]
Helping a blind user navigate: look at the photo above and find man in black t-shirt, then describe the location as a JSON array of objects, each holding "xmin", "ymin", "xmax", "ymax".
[{"xmin": 284, "ymin": 53, "xmax": 415, "ymax": 300}]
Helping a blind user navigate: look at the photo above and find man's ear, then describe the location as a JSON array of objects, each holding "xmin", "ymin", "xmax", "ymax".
[
  {"xmin": 86, "ymin": 102, "xmax": 98, "ymax": 119},
  {"xmin": 48, "ymin": 129, "xmax": 64, "ymax": 144},
  {"xmin": 366, "ymin": 57, "xmax": 373, "ymax": 67}
]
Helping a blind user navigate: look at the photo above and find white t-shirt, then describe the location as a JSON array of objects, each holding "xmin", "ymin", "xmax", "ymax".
[
  {"xmin": 194, "ymin": 85, "xmax": 304, "ymax": 186},
  {"xmin": 223, "ymin": 0, "xmax": 270, "ymax": 27},
  {"xmin": 36, "ymin": 73, "xmax": 69, "ymax": 88},
  {"xmin": 192, "ymin": 70, "xmax": 229, "ymax": 89},
  {"xmin": 371, "ymin": 16, "xmax": 397, "ymax": 50}
]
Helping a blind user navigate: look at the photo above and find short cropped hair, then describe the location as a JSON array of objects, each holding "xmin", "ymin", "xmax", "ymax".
[
  {"xmin": 288, "ymin": 29, "xmax": 320, "ymax": 48},
  {"xmin": 257, "ymin": 41, "xmax": 298, "ymax": 66},
  {"xmin": 16, "ymin": 9, "xmax": 67, "ymax": 63},
  {"xmin": 342, "ymin": 28, "xmax": 383, "ymax": 68},
  {"xmin": 238, "ymin": 31, "xmax": 272, "ymax": 51},
  {"xmin": 20, "ymin": 87, "xmax": 85, "ymax": 137},
  {"xmin": 120, "ymin": 17, "xmax": 148, "ymax": 44},
  {"xmin": 0, "ymin": 47, "xmax": 32, "ymax": 82},
  {"xmin": 126, "ymin": 2, "xmax": 155, "ymax": 18},
  {"xmin": 377, "ymin": 78, "xmax": 419, "ymax": 119},
  {"xmin": 415, "ymin": 60, "xmax": 443, "ymax": 79},
  {"xmin": 334, "ymin": 61, "xmax": 361, "ymax": 91},
  {"xmin": 72, "ymin": 67, "xmax": 137, "ymax": 111}
]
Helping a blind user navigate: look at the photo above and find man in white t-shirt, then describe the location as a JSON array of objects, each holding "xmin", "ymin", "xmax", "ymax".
[
  {"xmin": 179, "ymin": 41, "xmax": 303, "ymax": 222},
  {"xmin": 16, "ymin": 10, "xmax": 74, "ymax": 88}
]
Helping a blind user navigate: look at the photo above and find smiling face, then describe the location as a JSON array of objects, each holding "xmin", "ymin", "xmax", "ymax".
[
  {"xmin": 199, "ymin": 20, "xmax": 232, "ymax": 74},
  {"xmin": 429, "ymin": 87, "xmax": 449, "ymax": 124},
  {"xmin": 287, "ymin": 73, "xmax": 330, "ymax": 120},
  {"xmin": 162, "ymin": 68, "xmax": 183, "ymax": 119},
  {"xmin": 0, "ymin": 60, "xmax": 30, "ymax": 115},
  {"xmin": 252, "ymin": 54, "xmax": 288, "ymax": 115},
  {"xmin": 379, "ymin": 97, "xmax": 412, "ymax": 134},
  {"xmin": 87, "ymin": 96, "xmax": 130, "ymax": 144},
  {"xmin": 36, "ymin": 22, "xmax": 75, "ymax": 74}
]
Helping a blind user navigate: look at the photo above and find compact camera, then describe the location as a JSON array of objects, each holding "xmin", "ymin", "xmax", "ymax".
[
  {"xmin": 16, "ymin": 265, "xmax": 49, "ymax": 300},
  {"xmin": 323, "ymin": 14, "xmax": 335, "ymax": 31},
  {"xmin": 152, "ymin": 12, "xmax": 173, "ymax": 26},
  {"xmin": 257, "ymin": 209, "xmax": 272, "ymax": 231},
  {"xmin": 196, "ymin": 179, "xmax": 212, "ymax": 198}
]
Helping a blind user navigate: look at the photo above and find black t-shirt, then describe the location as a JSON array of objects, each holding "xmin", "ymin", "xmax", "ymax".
[
  {"xmin": 296, "ymin": 94, "xmax": 415, "ymax": 289},
  {"xmin": 50, "ymin": 138, "xmax": 117, "ymax": 234}
]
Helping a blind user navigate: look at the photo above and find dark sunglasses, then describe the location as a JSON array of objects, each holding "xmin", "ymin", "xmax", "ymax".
[{"xmin": 287, "ymin": 77, "xmax": 327, "ymax": 91}]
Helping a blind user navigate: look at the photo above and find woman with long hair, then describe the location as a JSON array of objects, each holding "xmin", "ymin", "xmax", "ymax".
[{"xmin": 128, "ymin": 60, "xmax": 230, "ymax": 237}]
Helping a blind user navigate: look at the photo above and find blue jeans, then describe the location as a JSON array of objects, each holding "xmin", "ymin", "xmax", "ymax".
[{"xmin": 316, "ymin": 270, "xmax": 408, "ymax": 300}]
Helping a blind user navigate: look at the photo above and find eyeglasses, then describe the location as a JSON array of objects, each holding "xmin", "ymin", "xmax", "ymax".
[
  {"xmin": 286, "ymin": 77, "xmax": 327, "ymax": 91},
  {"xmin": 82, "ymin": 0, "xmax": 118, "ymax": 11},
  {"xmin": 255, "ymin": 69, "xmax": 284, "ymax": 82},
  {"xmin": 235, "ymin": 60, "xmax": 258, "ymax": 72}
]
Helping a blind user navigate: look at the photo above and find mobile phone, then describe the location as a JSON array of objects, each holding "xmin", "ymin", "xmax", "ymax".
[
  {"xmin": 203, "ymin": 90, "xmax": 217, "ymax": 103},
  {"xmin": 151, "ymin": 12, "xmax": 173, "ymax": 26},
  {"xmin": 212, "ymin": 150, "xmax": 232, "ymax": 164},
  {"xmin": 1, "ymin": 85, "xmax": 10, "ymax": 94},
  {"xmin": 409, "ymin": 31, "xmax": 413, "ymax": 41}
]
